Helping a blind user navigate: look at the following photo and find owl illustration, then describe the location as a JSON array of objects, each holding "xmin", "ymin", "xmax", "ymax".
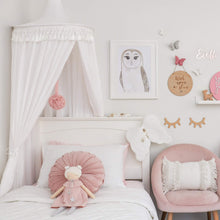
[{"xmin": 119, "ymin": 49, "xmax": 149, "ymax": 93}]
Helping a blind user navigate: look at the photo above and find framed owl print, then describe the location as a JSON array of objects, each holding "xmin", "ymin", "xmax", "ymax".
[{"xmin": 110, "ymin": 40, "xmax": 158, "ymax": 99}]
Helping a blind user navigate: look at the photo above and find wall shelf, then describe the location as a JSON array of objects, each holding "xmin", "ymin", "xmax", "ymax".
[
  {"xmin": 195, "ymin": 97, "xmax": 220, "ymax": 105},
  {"xmin": 39, "ymin": 116, "xmax": 143, "ymax": 121}
]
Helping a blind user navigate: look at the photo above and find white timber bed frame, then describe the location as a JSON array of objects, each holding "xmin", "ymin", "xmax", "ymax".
[{"xmin": 39, "ymin": 117, "xmax": 150, "ymax": 192}]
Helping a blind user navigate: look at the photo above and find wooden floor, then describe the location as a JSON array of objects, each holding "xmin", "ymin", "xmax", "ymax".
[{"xmin": 161, "ymin": 211, "xmax": 219, "ymax": 220}]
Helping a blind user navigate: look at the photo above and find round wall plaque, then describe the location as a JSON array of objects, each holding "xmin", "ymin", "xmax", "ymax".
[
  {"xmin": 168, "ymin": 71, "xmax": 193, "ymax": 96},
  {"xmin": 210, "ymin": 72, "xmax": 220, "ymax": 100}
]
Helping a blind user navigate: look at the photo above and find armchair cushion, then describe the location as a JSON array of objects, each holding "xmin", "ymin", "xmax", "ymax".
[
  {"xmin": 166, "ymin": 190, "xmax": 218, "ymax": 206},
  {"xmin": 162, "ymin": 157, "xmax": 217, "ymax": 193}
]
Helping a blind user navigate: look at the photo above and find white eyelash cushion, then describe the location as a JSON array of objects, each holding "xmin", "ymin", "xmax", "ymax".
[{"xmin": 162, "ymin": 157, "xmax": 217, "ymax": 193}]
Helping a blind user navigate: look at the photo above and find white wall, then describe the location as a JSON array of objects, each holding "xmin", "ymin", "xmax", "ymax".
[{"xmin": 1, "ymin": 0, "xmax": 220, "ymax": 219}]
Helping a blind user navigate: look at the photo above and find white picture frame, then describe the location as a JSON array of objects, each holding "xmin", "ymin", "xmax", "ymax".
[{"xmin": 110, "ymin": 40, "xmax": 158, "ymax": 99}]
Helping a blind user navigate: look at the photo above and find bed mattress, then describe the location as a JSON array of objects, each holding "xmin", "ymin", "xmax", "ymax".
[{"xmin": 0, "ymin": 181, "xmax": 158, "ymax": 220}]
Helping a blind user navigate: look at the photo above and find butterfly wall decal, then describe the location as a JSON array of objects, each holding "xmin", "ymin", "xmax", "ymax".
[
  {"xmin": 192, "ymin": 69, "xmax": 202, "ymax": 76},
  {"xmin": 169, "ymin": 41, "xmax": 180, "ymax": 51},
  {"xmin": 158, "ymin": 29, "xmax": 165, "ymax": 36},
  {"xmin": 175, "ymin": 56, "xmax": 185, "ymax": 66}
]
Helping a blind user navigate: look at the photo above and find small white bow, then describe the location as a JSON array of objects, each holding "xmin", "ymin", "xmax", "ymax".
[{"xmin": 126, "ymin": 115, "xmax": 172, "ymax": 161}]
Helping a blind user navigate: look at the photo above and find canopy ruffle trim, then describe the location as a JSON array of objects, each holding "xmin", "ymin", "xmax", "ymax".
[{"xmin": 12, "ymin": 25, "xmax": 94, "ymax": 42}]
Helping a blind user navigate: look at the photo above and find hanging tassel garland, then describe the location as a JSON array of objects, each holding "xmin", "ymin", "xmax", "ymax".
[{"xmin": 49, "ymin": 81, "xmax": 65, "ymax": 110}]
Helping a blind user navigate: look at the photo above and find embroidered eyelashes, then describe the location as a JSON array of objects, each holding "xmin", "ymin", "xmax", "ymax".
[
  {"xmin": 164, "ymin": 117, "xmax": 206, "ymax": 128},
  {"xmin": 164, "ymin": 118, "xmax": 181, "ymax": 128},
  {"xmin": 189, "ymin": 117, "xmax": 206, "ymax": 128}
]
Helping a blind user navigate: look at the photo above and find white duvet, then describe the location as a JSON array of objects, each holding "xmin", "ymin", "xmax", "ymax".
[{"xmin": 0, "ymin": 184, "xmax": 158, "ymax": 220}]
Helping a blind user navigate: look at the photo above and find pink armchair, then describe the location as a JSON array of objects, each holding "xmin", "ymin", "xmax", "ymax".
[{"xmin": 151, "ymin": 144, "xmax": 220, "ymax": 220}]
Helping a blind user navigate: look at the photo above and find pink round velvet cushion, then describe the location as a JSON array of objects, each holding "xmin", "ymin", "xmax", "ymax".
[
  {"xmin": 210, "ymin": 71, "xmax": 220, "ymax": 100},
  {"xmin": 48, "ymin": 151, "xmax": 105, "ymax": 194}
]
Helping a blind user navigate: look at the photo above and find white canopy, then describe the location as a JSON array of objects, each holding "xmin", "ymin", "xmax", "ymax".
[{"xmin": 0, "ymin": 0, "xmax": 104, "ymax": 196}]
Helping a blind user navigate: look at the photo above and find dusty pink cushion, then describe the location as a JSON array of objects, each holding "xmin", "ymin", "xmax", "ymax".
[
  {"xmin": 49, "ymin": 151, "xmax": 105, "ymax": 194},
  {"xmin": 166, "ymin": 190, "xmax": 219, "ymax": 206}
]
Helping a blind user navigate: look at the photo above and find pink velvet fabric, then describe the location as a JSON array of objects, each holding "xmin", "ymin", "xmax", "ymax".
[
  {"xmin": 49, "ymin": 151, "xmax": 105, "ymax": 194},
  {"xmin": 151, "ymin": 144, "xmax": 220, "ymax": 213},
  {"xmin": 166, "ymin": 190, "xmax": 218, "ymax": 206}
]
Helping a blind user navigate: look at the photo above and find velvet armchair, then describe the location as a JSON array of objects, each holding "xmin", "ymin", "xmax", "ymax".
[{"xmin": 151, "ymin": 144, "xmax": 220, "ymax": 220}]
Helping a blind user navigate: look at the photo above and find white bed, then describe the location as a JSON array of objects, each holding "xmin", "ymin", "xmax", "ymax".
[
  {"xmin": 0, "ymin": 117, "xmax": 158, "ymax": 220},
  {"xmin": 0, "ymin": 181, "xmax": 157, "ymax": 220}
]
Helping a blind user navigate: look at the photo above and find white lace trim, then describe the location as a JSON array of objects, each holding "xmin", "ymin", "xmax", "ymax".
[
  {"xmin": 162, "ymin": 157, "xmax": 217, "ymax": 194},
  {"xmin": 12, "ymin": 25, "xmax": 94, "ymax": 42},
  {"xmin": 209, "ymin": 158, "xmax": 218, "ymax": 191},
  {"xmin": 200, "ymin": 158, "xmax": 217, "ymax": 192}
]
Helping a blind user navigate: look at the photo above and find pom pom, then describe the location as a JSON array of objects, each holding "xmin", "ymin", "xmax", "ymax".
[{"xmin": 49, "ymin": 94, "xmax": 65, "ymax": 110}]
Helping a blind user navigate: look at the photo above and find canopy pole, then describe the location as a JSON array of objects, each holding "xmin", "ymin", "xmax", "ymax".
[
  {"xmin": 42, "ymin": 0, "xmax": 66, "ymax": 19},
  {"xmin": 31, "ymin": 0, "xmax": 69, "ymax": 25}
]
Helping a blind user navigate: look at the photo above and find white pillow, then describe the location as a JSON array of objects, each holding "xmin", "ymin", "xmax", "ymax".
[
  {"xmin": 37, "ymin": 144, "xmax": 128, "ymax": 188},
  {"xmin": 162, "ymin": 157, "xmax": 217, "ymax": 193}
]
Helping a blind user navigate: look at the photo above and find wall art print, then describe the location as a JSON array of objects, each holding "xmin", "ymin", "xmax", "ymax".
[
  {"xmin": 210, "ymin": 71, "xmax": 220, "ymax": 100},
  {"xmin": 110, "ymin": 41, "xmax": 158, "ymax": 99}
]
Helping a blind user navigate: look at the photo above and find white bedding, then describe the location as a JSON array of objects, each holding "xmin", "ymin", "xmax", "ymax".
[{"xmin": 0, "ymin": 182, "xmax": 158, "ymax": 220}]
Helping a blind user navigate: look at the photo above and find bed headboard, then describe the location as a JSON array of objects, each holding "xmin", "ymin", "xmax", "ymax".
[{"xmin": 39, "ymin": 117, "xmax": 150, "ymax": 192}]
